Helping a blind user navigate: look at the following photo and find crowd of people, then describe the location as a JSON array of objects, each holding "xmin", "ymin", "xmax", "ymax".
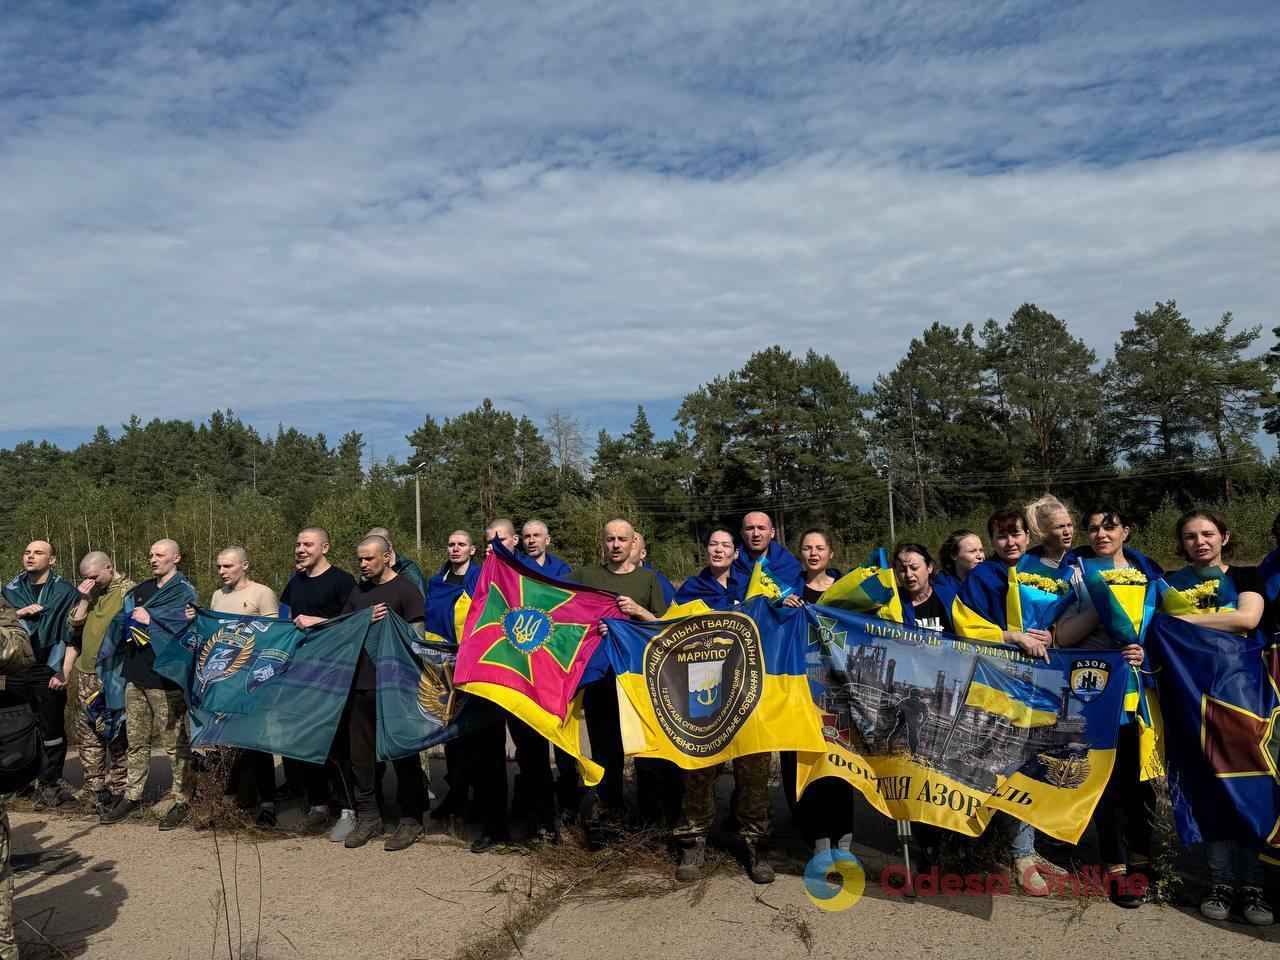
[{"xmin": 0, "ymin": 497, "xmax": 1275, "ymax": 957}]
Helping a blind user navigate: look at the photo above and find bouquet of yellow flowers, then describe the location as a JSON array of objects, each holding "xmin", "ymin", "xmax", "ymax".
[
  {"xmin": 1099, "ymin": 568, "xmax": 1148, "ymax": 587},
  {"xmin": 1160, "ymin": 567, "xmax": 1235, "ymax": 615},
  {"xmin": 1015, "ymin": 571, "xmax": 1071, "ymax": 595}
]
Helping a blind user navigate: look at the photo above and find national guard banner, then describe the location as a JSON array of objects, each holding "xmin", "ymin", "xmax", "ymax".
[
  {"xmin": 155, "ymin": 607, "xmax": 366, "ymax": 764},
  {"xmin": 603, "ymin": 597, "xmax": 825, "ymax": 770},
  {"xmin": 795, "ymin": 606, "xmax": 1127, "ymax": 842}
]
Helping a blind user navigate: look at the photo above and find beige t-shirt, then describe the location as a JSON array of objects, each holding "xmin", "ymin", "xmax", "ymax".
[{"xmin": 209, "ymin": 581, "xmax": 279, "ymax": 618}]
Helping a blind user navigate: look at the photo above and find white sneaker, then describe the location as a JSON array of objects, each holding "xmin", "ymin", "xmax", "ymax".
[
  {"xmin": 813, "ymin": 838, "xmax": 831, "ymax": 856},
  {"xmin": 1241, "ymin": 887, "xmax": 1274, "ymax": 926},
  {"xmin": 328, "ymin": 809, "xmax": 356, "ymax": 843},
  {"xmin": 837, "ymin": 833, "xmax": 853, "ymax": 852}
]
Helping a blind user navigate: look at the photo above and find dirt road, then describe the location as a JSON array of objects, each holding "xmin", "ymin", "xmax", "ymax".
[{"xmin": 11, "ymin": 807, "xmax": 1278, "ymax": 960}]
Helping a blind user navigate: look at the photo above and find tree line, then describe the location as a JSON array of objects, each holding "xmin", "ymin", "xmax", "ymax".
[{"xmin": 6, "ymin": 299, "xmax": 1280, "ymax": 597}]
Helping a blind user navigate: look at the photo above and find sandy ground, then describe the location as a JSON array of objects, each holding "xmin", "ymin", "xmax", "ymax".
[{"xmin": 8, "ymin": 752, "xmax": 1280, "ymax": 959}]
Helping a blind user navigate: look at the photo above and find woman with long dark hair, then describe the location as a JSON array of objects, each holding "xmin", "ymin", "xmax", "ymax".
[{"xmin": 1055, "ymin": 505, "xmax": 1160, "ymax": 908}]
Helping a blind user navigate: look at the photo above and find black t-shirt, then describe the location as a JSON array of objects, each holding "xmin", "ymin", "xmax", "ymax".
[
  {"xmin": 342, "ymin": 575, "xmax": 425, "ymax": 690},
  {"xmin": 280, "ymin": 565, "xmax": 356, "ymax": 619},
  {"xmin": 444, "ymin": 570, "xmax": 468, "ymax": 586},
  {"xmin": 122, "ymin": 579, "xmax": 174, "ymax": 690},
  {"xmin": 1225, "ymin": 565, "xmax": 1264, "ymax": 599},
  {"xmin": 912, "ymin": 592, "xmax": 950, "ymax": 633}
]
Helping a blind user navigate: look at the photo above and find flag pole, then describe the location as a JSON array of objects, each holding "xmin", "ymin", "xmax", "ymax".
[{"xmin": 938, "ymin": 656, "xmax": 979, "ymax": 762}]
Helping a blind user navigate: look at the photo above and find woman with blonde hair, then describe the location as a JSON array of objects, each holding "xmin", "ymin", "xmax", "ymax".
[{"xmin": 1025, "ymin": 494, "xmax": 1075, "ymax": 568}]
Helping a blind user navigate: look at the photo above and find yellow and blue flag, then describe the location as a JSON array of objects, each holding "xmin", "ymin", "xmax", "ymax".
[
  {"xmin": 423, "ymin": 561, "xmax": 480, "ymax": 645},
  {"xmin": 796, "ymin": 604, "xmax": 1128, "ymax": 843},
  {"xmin": 951, "ymin": 555, "xmax": 1073, "ymax": 642},
  {"xmin": 603, "ymin": 597, "xmax": 824, "ymax": 769},
  {"xmin": 964, "ymin": 658, "xmax": 1059, "ymax": 728},
  {"xmin": 745, "ymin": 555, "xmax": 796, "ymax": 603},
  {"xmin": 1160, "ymin": 564, "xmax": 1239, "ymax": 616},
  {"xmin": 817, "ymin": 548, "xmax": 904, "ymax": 622}
]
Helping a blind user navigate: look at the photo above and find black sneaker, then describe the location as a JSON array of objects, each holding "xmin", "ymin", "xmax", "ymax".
[
  {"xmin": 470, "ymin": 833, "xmax": 508, "ymax": 854},
  {"xmin": 344, "ymin": 819, "xmax": 384, "ymax": 849},
  {"xmin": 300, "ymin": 808, "xmax": 334, "ymax": 834},
  {"xmin": 100, "ymin": 796, "xmax": 139, "ymax": 825},
  {"xmin": 384, "ymin": 820, "xmax": 424, "ymax": 852},
  {"xmin": 255, "ymin": 807, "xmax": 279, "ymax": 830},
  {"xmin": 1107, "ymin": 870, "xmax": 1143, "ymax": 909},
  {"xmin": 159, "ymin": 803, "xmax": 190, "ymax": 831},
  {"xmin": 744, "ymin": 842, "xmax": 775, "ymax": 885}
]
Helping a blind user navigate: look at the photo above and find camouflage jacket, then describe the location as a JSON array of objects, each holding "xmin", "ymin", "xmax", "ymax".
[{"xmin": 0, "ymin": 596, "xmax": 34, "ymax": 673}]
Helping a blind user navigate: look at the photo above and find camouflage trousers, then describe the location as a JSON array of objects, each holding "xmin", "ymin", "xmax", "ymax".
[
  {"xmin": 74, "ymin": 671, "xmax": 128, "ymax": 796},
  {"xmin": 674, "ymin": 754, "xmax": 772, "ymax": 842},
  {"xmin": 124, "ymin": 684, "xmax": 195, "ymax": 804},
  {"xmin": 0, "ymin": 806, "xmax": 14, "ymax": 960}
]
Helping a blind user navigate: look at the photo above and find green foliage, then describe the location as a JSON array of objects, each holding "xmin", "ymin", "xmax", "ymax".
[{"xmin": 5, "ymin": 298, "xmax": 1280, "ymax": 597}]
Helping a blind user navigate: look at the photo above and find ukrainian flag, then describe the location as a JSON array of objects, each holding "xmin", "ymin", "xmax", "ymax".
[
  {"xmin": 744, "ymin": 556, "xmax": 796, "ymax": 603},
  {"xmin": 817, "ymin": 549, "xmax": 904, "ymax": 622},
  {"xmin": 660, "ymin": 598, "xmax": 715, "ymax": 619},
  {"xmin": 603, "ymin": 597, "xmax": 824, "ymax": 769},
  {"xmin": 964, "ymin": 658, "xmax": 1059, "ymax": 728}
]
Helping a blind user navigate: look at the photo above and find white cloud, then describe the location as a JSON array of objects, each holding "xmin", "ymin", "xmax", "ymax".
[{"xmin": 0, "ymin": 1, "xmax": 1277, "ymax": 455}]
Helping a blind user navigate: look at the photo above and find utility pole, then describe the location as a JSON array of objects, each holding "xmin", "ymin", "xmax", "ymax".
[
  {"xmin": 414, "ymin": 462, "xmax": 427, "ymax": 553},
  {"xmin": 888, "ymin": 472, "xmax": 896, "ymax": 544}
]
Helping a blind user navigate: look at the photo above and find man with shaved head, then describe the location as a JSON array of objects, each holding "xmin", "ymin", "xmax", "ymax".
[
  {"xmin": 573, "ymin": 520, "xmax": 676, "ymax": 823},
  {"xmin": 195, "ymin": 547, "xmax": 281, "ymax": 826},
  {"xmin": 4, "ymin": 540, "xmax": 79, "ymax": 808},
  {"xmin": 67, "ymin": 551, "xmax": 135, "ymax": 810},
  {"xmin": 209, "ymin": 546, "xmax": 278, "ymax": 618},
  {"xmin": 102, "ymin": 538, "xmax": 198, "ymax": 829},
  {"xmin": 519, "ymin": 520, "xmax": 572, "ymax": 579},
  {"xmin": 365, "ymin": 527, "xmax": 426, "ymax": 596},
  {"xmin": 484, "ymin": 518, "xmax": 519, "ymax": 556},
  {"xmin": 337, "ymin": 535, "xmax": 429, "ymax": 851},
  {"xmin": 729, "ymin": 511, "xmax": 803, "ymax": 602},
  {"xmin": 510, "ymin": 518, "xmax": 573, "ymax": 838},
  {"xmin": 279, "ymin": 526, "xmax": 356, "ymax": 835}
]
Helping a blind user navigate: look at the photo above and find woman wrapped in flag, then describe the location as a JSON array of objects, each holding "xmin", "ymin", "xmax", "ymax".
[
  {"xmin": 1054, "ymin": 505, "xmax": 1161, "ymax": 908},
  {"xmin": 952, "ymin": 506, "xmax": 1072, "ymax": 895},
  {"xmin": 670, "ymin": 528, "xmax": 742, "ymax": 613},
  {"xmin": 952, "ymin": 507, "xmax": 1075, "ymax": 656},
  {"xmin": 935, "ymin": 530, "xmax": 986, "ymax": 601},
  {"xmin": 893, "ymin": 543, "xmax": 953, "ymax": 632},
  {"xmin": 1161, "ymin": 510, "xmax": 1271, "ymax": 926}
]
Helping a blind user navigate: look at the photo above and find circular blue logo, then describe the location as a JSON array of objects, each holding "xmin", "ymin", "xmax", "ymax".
[
  {"xmin": 502, "ymin": 607, "xmax": 553, "ymax": 653},
  {"xmin": 803, "ymin": 849, "xmax": 865, "ymax": 912}
]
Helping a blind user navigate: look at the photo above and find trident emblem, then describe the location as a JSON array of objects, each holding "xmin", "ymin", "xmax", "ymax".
[{"xmin": 504, "ymin": 607, "xmax": 551, "ymax": 653}]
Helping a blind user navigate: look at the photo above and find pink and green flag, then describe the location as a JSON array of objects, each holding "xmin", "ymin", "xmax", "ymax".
[{"xmin": 454, "ymin": 545, "xmax": 619, "ymax": 784}]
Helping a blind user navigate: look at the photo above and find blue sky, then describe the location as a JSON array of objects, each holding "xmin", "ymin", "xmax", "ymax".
[{"xmin": 2, "ymin": 1, "xmax": 1278, "ymax": 459}]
